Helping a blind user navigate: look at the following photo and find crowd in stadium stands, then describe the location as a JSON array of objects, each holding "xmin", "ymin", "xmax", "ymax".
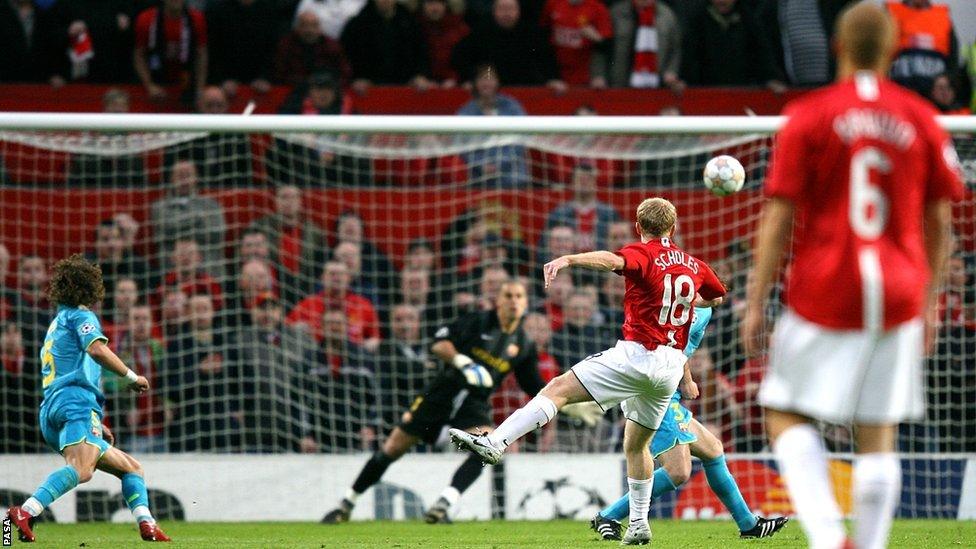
[{"xmin": 0, "ymin": 0, "xmax": 973, "ymax": 114}]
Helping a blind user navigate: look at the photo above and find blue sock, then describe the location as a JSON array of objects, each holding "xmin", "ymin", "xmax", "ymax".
[
  {"xmin": 702, "ymin": 455, "xmax": 757, "ymax": 531},
  {"xmin": 121, "ymin": 473, "xmax": 153, "ymax": 523},
  {"xmin": 600, "ymin": 468, "xmax": 678, "ymax": 521},
  {"xmin": 33, "ymin": 465, "xmax": 80, "ymax": 508}
]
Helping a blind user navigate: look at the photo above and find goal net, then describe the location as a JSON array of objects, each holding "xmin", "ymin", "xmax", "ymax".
[{"xmin": 0, "ymin": 115, "xmax": 972, "ymax": 521}]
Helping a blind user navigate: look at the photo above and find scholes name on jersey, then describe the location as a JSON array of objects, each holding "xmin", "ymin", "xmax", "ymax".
[{"xmin": 654, "ymin": 251, "xmax": 699, "ymax": 274}]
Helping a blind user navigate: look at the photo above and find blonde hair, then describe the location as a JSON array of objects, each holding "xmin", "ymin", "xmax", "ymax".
[
  {"xmin": 836, "ymin": 2, "xmax": 897, "ymax": 70},
  {"xmin": 636, "ymin": 197, "xmax": 677, "ymax": 237}
]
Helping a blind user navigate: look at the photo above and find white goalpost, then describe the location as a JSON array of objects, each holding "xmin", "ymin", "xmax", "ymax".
[{"xmin": 0, "ymin": 114, "xmax": 972, "ymax": 522}]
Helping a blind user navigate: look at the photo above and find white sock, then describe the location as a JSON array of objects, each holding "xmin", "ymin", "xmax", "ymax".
[
  {"xmin": 773, "ymin": 424, "xmax": 846, "ymax": 549},
  {"xmin": 22, "ymin": 497, "xmax": 44, "ymax": 517},
  {"xmin": 344, "ymin": 488, "xmax": 361, "ymax": 505},
  {"xmin": 132, "ymin": 505, "xmax": 154, "ymax": 524},
  {"xmin": 628, "ymin": 476, "xmax": 653, "ymax": 524},
  {"xmin": 854, "ymin": 453, "xmax": 901, "ymax": 549},
  {"xmin": 487, "ymin": 395, "xmax": 557, "ymax": 449},
  {"xmin": 438, "ymin": 486, "xmax": 461, "ymax": 507}
]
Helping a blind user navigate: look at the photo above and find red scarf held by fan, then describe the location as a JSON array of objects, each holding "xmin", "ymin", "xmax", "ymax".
[{"xmin": 630, "ymin": 1, "xmax": 659, "ymax": 88}]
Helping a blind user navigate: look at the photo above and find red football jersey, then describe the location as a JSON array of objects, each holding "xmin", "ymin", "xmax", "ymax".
[
  {"xmin": 541, "ymin": 0, "xmax": 613, "ymax": 85},
  {"xmin": 615, "ymin": 238, "xmax": 726, "ymax": 350},
  {"xmin": 766, "ymin": 72, "xmax": 965, "ymax": 330}
]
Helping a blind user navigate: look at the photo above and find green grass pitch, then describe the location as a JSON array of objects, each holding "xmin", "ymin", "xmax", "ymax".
[{"xmin": 17, "ymin": 519, "xmax": 976, "ymax": 548}]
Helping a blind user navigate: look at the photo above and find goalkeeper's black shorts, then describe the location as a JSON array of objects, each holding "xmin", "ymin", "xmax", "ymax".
[{"xmin": 399, "ymin": 374, "xmax": 491, "ymax": 445}]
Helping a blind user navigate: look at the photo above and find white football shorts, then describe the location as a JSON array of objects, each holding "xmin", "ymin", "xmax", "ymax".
[
  {"xmin": 571, "ymin": 340, "xmax": 687, "ymax": 430},
  {"xmin": 758, "ymin": 309, "xmax": 925, "ymax": 424}
]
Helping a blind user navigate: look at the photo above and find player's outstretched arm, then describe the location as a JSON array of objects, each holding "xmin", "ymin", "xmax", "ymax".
[
  {"xmin": 543, "ymin": 251, "xmax": 624, "ymax": 288},
  {"xmin": 87, "ymin": 340, "xmax": 150, "ymax": 393},
  {"xmin": 742, "ymin": 198, "xmax": 794, "ymax": 355}
]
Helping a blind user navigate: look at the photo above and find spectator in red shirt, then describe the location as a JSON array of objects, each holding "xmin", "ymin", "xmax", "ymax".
[
  {"xmin": 418, "ymin": 0, "xmax": 469, "ymax": 87},
  {"xmin": 540, "ymin": 0, "xmax": 613, "ymax": 87},
  {"xmin": 133, "ymin": 0, "xmax": 208, "ymax": 102},
  {"xmin": 287, "ymin": 260, "xmax": 380, "ymax": 350},
  {"xmin": 157, "ymin": 238, "xmax": 224, "ymax": 310},
  {"xmin": 542, "ymin": 162, "xmax": 621, "ymax": 252},
  {"xmin": 272, "ymin": 9, "xmax": 351, "ymax": 87}
]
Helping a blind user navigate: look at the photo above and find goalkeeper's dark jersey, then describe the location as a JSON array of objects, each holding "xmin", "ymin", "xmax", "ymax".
[{"xmin": 432, "ymin": 310, "xmax": 545, "ymax": 398}]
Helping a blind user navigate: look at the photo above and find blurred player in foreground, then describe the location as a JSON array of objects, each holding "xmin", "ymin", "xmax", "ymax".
[
  {"xmin": 591, "ymin": 307, "xmax": 788, "ymax": 541},
  {"xmin": 742, "ymin": 4, "xmax": 965, "ymax": 549},
  {"xmin": 5, "ymin": 255, "xmax": 170, "ymax": 543},
  {"xmin": 452, "ymin": 197, "xmax": 727, "ymax": 544},
  {"xmin": 322, "ymin": 280, "xmax": 601, "ymax": 524}
]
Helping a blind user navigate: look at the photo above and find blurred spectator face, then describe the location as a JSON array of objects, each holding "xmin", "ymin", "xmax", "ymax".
[
  {"xmin": 0, "ymin": 322, "xmax": 22, "ymax": 357},
  {"xmin": 495, "ymin": 281, "xmax": 528, "ymax": 322},
  {"xmin": 171, "ymin": 160, "xmax": 199, "ymax": 196},
  {"xmin": 454, "ymin": 291, "xmax": 477, "ymax": 312},
  {"xmin": 172, "ymin": 240, "xmax": 202, "ymax": 274},
  {"xmin": 162, "ymin": 290, "xmax": 188, "ymax": 324},
  {"xmin": 607, "ymin": 221, "xmax": 633, "ymax": 251},
  {"xmin": 546, "ymin": 270, "xmax": 573, "ymax": 304},
  {"xmin": 322, "ymin": 310, "xmax": 348, "ymax": 346},
  {"xmin": 480, "ymin": 267, "xmax": 509, "ymax": 300},
  {"xmin": 18, "ymin": 257, "xmax": 47, "ymax": 291},
  {"xmin": 197, "ymin": 86, "xmax": 229, "ymax": 114},
  {"xmin": 400, "ymin": 268, "xmax": 430, "ymax": 305},
  {"xmin": 276, "ymin": 185, "xmax": 302, "ymax": 219},
  {"xmin": 188, "ymin": 294, "xmax": 215, "ymax": 331},
  {"xmin": 240, "ymin": 259, "xmax": 274, "ymax": 294},
  {"xmin": 321, "ymin": 261, "xmax": 351, "ymax": 296},
  {"xmin": 475, "ymin": 67, "xmax": 500, "ymax": 100},
  {"xmin": 251, "ymin": 299, "xmax": 283, "ymax": 329},
  {"xmin": 565, "ymin": 292, "xmax": 596, "ymax": 327},
  {"xmin": 94, "ymin": 223, "xmax": 124, "ymax": 261},
  {"xmin": 659, "ymin": 105, "xmax": 681, "ymax": 116},
  {"xmin": 493, "ymin": 0, "xmax": 520, "ymax": 29},
  {"xmin": 102, "ymin": 89, "xmax": 130, "ymax": 113},
  {"xmin": 333, "ymin": 242, "xmax": 363, "ymax": 277},
  {"xmin": 602, "ymin": 274, "xmax": 625, "ymax": 307},
  {"xmin": 0, "ymin": 244, "xmax": 9, "ymax": 283},
  {"xmin": 309, "ymin": 82, "xmax": 338, "ymax": 110},
  {"xmin": 482, "ymin": 242, "xmax": 508, "ymax": 266},
  {"xmin": 296, "ymin": 11, "xmax": 322, "ymax": 44},
  {"xmin": 710, "ymin": 0, "xmax": 735, "ymax": 15},
  {"xmin": 391, "ymin": 304, "xmax": 421, "ymax": 342},
  {"xmin": 422, "ymin": 0, "xmax": 447, "ymax": 21},
  {"xmin": 521, "ymin": 312, "xmax": 551, "ymax": 349},
  {"xmin": 405, "ymin": 241, "xmax": 435, "ymax": 271},
  {"xmin": 948, "ymin": 256, "xmax": 967, "ymax": 288},
  {"xmin": 129, "ymin": 305, "xmax": 153, "ymax": 342},
  {"xmin": 113, "ymin": 213, "xmax": 139, "ymax": 250},
  {"xmin": 337, "ymin": 214, "xmax": 364, "ymax": 244},
  {"xmin": 548, "ymin": 226, "xmax": 577, "ymax": 257},
  {"xmin": 572, "ymin": 165, "xmax": 598, "ymax": 203},
  {"xmin": 574, "ymin": 105, "xmax": 597, "ymax": 116},
  {"xmin": 114, "ymin": 278, "xmax": 139, "ymax": 313},
  {"xmin": 240, "ymin": 232, "xmax": 271, "ymax": 262},
  {"xmin": 930, "ymin": 75, "xmax": 956, "ymax": 108}
]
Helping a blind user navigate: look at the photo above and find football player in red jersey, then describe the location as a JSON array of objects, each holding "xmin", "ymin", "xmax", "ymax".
[
  {"xmin": 742, "ymin": 4, "xmax": 965, "ymax": 549},
  {"xmin": 453, "ymin": 197, "xmax": 726, "ymax": 544}
]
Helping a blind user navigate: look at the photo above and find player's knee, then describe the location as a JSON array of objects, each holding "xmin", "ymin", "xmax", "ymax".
[
  {"xmin": 74, "ymin": 466, "xmax": 94, "ymax": 484},
  {"xmin": 666, "ymin": 462, "xmax": 692, "ymax": 486},
  {"xmin": 127, "ymin": 457, "xmax": 144, "ymax": 476}
]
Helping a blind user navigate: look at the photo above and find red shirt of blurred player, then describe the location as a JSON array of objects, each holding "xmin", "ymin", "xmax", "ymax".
[
  {"xmin": 134, "ymin": 3, "xmax": 208, "ymax": 85},
  {"xmin": 609, "ymin": 199, "xmax": 725, "ymax": 351},
  {"xmin": 765, "ymin": 73, "xmax": 965, "ymax": 330},
  {"xmin": 540, "ymin": 0, "xmax": 612, "ymax": 85}
]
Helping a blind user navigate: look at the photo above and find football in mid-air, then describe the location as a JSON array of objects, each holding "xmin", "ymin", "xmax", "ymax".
[{"xmin": 703, "ymin": 155, "xmax": 746, "ymax": 196}]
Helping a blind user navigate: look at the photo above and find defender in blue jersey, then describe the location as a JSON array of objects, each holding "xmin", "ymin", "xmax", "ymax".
[
  {"xmin": 590, "ymin": 305, "xmax": 788, "ymax": 541},
  {"xmin": 6, "ymin": 255, "xmax": 171, "ymax": 543}
]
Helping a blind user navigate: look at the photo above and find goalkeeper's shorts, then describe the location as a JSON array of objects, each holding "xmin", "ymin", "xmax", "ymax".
[
  {"xmin": 39, "ymin": 387, "xmax": 111, "ymax": 457},
  {"xmin": 400, "ymin": 375, "xmax": 492, "ymax": 444},
  {"xmin": 650, "ymin": 393, "xmax": 698, "ymax": 458}
]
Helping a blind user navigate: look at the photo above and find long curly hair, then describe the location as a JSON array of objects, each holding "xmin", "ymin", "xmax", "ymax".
[{"xmin": 47, "ymin": 254, "xmax": 105, "ymax": 308}]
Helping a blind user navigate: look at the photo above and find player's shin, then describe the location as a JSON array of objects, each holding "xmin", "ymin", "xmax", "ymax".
[
  {"xmin": 853, "ymin": 453, "xmax": 901, "ymax": 549},
  {"xmin": 627, "ymin": 475, "xmax": 653, "ymax": 525},
  {"xmin": 486, "ymin": 394, "xmax": 557, "ymax": 449},
  {"xmin": 701, "ymin": 455, "xmax": 757, "ymax": 532},
  {"xmin": 121, "ymin": 473, "xmax": 155, "ymax": 524},
  {"xmin": 24, "ymin": 465, "xmax": 81, "ymax": 516}
]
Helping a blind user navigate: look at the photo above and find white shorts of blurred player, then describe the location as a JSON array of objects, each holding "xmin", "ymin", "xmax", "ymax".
[
  {"xmin": 759, "ymin": 309, "xmax": 925, "ymax": 425},
  {"xmin": 571, "ymin": 340, "xmax": 687, "ymax": 431}
]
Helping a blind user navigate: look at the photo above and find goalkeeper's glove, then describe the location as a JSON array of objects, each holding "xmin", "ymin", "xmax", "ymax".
[
  {"xmin": 561, "ymin": 401, "xmax": 604, "ymax": 427},
  {"xmin": 452, "ymin": 354, "xmax": 494, "ymax": 388}
]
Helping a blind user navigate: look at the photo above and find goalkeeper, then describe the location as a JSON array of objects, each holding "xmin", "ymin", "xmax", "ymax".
[
  {"xmin": 590, "ymin": 306, "xmax": 788, "ymax": 541},
  {"xmin": 323, "ymin": 279, "xmax": 601, "ymax": 524}
]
